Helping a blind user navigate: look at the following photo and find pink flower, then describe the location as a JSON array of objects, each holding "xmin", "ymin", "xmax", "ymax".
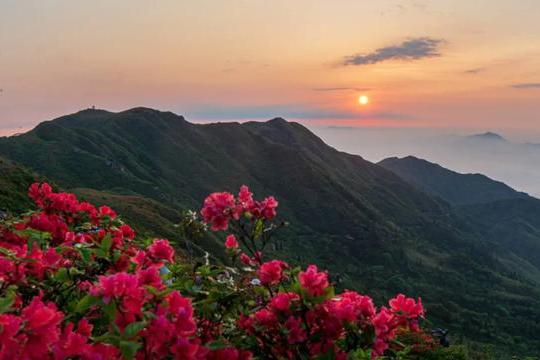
[
  {"xmin": 119, "ymin": 224, "xmax": 135, "ymax": 240},
  {"xmin": 165, "ymin": 291, "xmax": 197, "ymax": 337},
  {"xmin": 258, "ymin": 196, "xmax": 278, "ymax": 220},
  {"xmin": 285, "ymin": 316, "xmax": 307, "ymax": 344},
  {"xmin": 299, "ymin": 265, "xmax": 329, "ymax": 297},
  {"xmin": 98, "ymin": 205, "xmax": 117, "ymax": 220},
  {"xmin": 28, "ymin": 182, "xmax": 52, "ymax": 208},
  {"xmin": 240, "ymin": 253, "xmax": 255, "ymax": 266},
  {"xmin": 52, "ymin": 320, "xmax": 93, "ymax": 359},
  {"xmin": 224, "ymin": 234, "xmax": 239, "ymax": 249},
  {"xmin": 0, "ymin": 314, "xmax": 22, "ymax": 358},
  {"xmin": 269, "ymin": 292, "xmax": 299, "ymax": 313},
  {"xmin": 257, "ymin": 260, "xmax": 287, "ymax": 286},
  {"xmin": 201, "ymin": 192, "xmax": 236, "ymax": 230},
  {"xmin": 253, "ymin": 309, "xmax": 278, "ymax": 328},
  {"xmin": 148, "ymin": 239, "xmax": 175, "ymax": 263},
  {"xmin": 171, "ymin": 337, "xmax": 206, "ymax": 360},
  {"xmin": 389, "ymin": 294, "xmax": 424, "ymax": 319},
  {"xmin": 330, "ymin": 291, "xmax": 375, "ymax": 323},
  {"xmin": 137, "ymin": 266, "xmax": 164, "ymax": 289},
  {"xmin": 249, "ymin": 196, "xmax": 279, "ymax": 220},
  {"xmin": 372, "ymin": 307, "xmax": 396, "ymax": 357},
  {"xmin": 208, "ymin": 347, "xmax": 253, "ymax": 360},
  {"xmin": 90, "ymin": 272, "xmax": 146, "ymax": 316},
  {"xmin": 20, "ymin": 296, "xmax": 64, "ymax": 358},
  {"xmin": 238, "ymin": 185, "xmax": 254, "ymax": 210}
]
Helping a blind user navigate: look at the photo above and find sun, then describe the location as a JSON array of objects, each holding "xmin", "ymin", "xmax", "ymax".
[{"xmin": 358, "ymin": 95, "xmax": 369, "ymax": 106}]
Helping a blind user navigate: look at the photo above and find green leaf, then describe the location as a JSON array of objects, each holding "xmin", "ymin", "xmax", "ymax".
[
  {"xmin": 253, "ymin": 219, "xmax": 264, "ymax": 239},
  {"xmin": 119, "ymin": 340, "xmax": 141, "ymax": 359},
  {"xmin": 54, "ymin": 267, "xmax": 69, "ymax": 282},
  {"xmin": 101, "ymin": 234, "xmax": 112, "ymax": 254},
  {"xmin": 80, "ymin": 247, "xmax": 92, "ymax": 262},
  {"xmin": 123, "ymin": 321, "xmax": 146, "ymax": 339},
  {"xmin": 103, "ymin": 300, "xmax": 117, "ymax": 320},
  {"xmin": 75, "ymin": 295, "xmax": 100, "ymax": 313},
  {"xmin": 347, "ymin": 348, "xmax": 371, "ymax": 360},
  {"xmin": 207, "ymin": 339, "xmax": 228, "ymax": 350},
  {"xmin": 0, "ymin": 287, "xmax": 16, "ymax": 313}
]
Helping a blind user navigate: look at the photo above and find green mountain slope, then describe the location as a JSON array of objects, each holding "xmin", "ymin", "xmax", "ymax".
[
  {"xmin": 0, "ymin": 155, "xmax": 40, "ymax": 213},
  {"xmin": 1, "ymin": 108, "xmax": 540, "ymax": 356},
  {"xmin": 379, "ymin": 155, "xmax": 540, "ymax": 270},
  {"xmin": 379, "ymin": 156, "xmax": 528, "ymax": 206}
]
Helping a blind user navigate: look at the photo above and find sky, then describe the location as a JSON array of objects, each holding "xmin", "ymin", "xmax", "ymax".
[{"xmin": 1, "ymin": 0, "xmax": 540, "ymax": 137}]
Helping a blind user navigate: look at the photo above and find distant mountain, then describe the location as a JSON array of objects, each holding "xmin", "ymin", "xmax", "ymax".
[
  {"xmin": 1, "ymin": 108, "xmax": 540, "ymax": 355},
  {"xmin": 378, "ymin": 156, "xmax": 528, "ymax": 206},
  {"xmin": 466, "ymin": 131, "xmax": 506, "ymax": 142}
]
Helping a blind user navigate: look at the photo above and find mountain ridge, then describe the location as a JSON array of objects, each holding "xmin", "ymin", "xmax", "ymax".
[
  {"xmin": 1, "ymin": 108, "xmax": 540, "ymax": 355},
  {"xmin": 379, "ymin": 155, "xmax": 529, "ymax": 205}
]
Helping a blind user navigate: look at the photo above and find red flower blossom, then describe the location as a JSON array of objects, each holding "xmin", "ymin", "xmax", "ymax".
[
  {"xmin": 165, "ymin": 291, "xmax": 197, "ymax": 337},
  {"xmin": 208, "ymin": 347, "xmax": 253, "ymax": 360},
  {"xmin": 237, "ymin": 185, "xmax": 254, "ymax": 210},
  {"xmin": 269, "ymin": 292, "xmax": 299, "ymax": 313},
  {"xmin": 148, "ymin": 238, "xmax": 175, "ymax": 263},
  {"xmin": 20, "ymin": 296, "xmax": 64, "ymax": 358},
  {"xmin": 330, "ymin": 290, "xmax": 376, "ymax": 324},
  {"xmin": 98, "ymin": 205, "xmax": 117, "ymax": 220},
  {"xmin": 224, "ymin": 234, "xmax": 239, "ymax": 249},
  {"xmin": 389, "ymin": 294, "xmax": 424, "ymax": 319},
  {"xmin": 201, "ymin": 192, "xmax": 237, "ymax": 230},
  {"xmin": 257, "ymin": 260, "xmax": 287, "ymax": 286},
  {"xmin": 284, "ymin": 316, "xmax": 307, "ymax": 344},
  {"xmin": 299, "ymin": 265, "xmax": 329, "ymax": 297}
]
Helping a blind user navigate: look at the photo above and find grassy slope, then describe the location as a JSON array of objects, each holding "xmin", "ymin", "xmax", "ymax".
[
  {"xmin": 1, "ymin": 108, "xmax": 539, "ymax": 356},
  {"xmin": 0, "ymin": 155, "xmax": 40, "ymax": 213}
]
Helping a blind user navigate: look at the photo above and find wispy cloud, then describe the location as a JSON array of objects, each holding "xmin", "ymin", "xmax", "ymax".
[
  {"xmin": 512, "ymin": 83, "xmax": 540, "ymax": 89},
  {"xmin": 184, "ymin": 104, "xmax": 412, "ymax": 121},
  {"xmin": 464, "ymin": 67, "xmax": 485, "ymax": 75},
  {"xmin": 312, "ymin": 87, "xmax": 371, "ymax": 92},
  {"xmin": 343, "ymin": 37, "xmax": 444, "ymax": 66}
]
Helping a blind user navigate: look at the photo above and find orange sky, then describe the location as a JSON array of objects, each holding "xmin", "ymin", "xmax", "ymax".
[{"xmin": 1, "ymin": 0, "xmax": 540, "ymax": 134}]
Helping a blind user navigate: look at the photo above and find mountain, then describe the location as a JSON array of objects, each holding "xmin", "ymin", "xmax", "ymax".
[
  {"xmin": 1, "ymin": 108, "xmax": 540, "ymax": 355},
  {"xmin": 380, "ymin": 155, "xmax": 540, "ymax": 278},
  {"xmin": 378, "ymin": 156, "xmax": 528, "ymax": 206},
  {"xmin": 467, "ymin": 132, "xmax": 506, "ymax": 142}
]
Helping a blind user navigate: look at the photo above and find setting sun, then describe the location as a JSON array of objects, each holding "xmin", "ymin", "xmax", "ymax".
[{"xmin": 358, "ymin": 95, "xmax": 369, "ymax": 106}]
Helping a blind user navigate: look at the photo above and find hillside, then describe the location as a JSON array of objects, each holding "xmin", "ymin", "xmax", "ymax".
[
  {"xmin": 379, "ymin": 155, "xmax": 540, "ymax": 270},
  {"xmin": 379, "ymin": 156, "xmax": 528, "ymax": 206},
  {"xmin": 1, "ymin": 108, "xmax": 540, "ymax": 356},
  {"xmin": 0, "ymin": 155, "xmax": 40, "ymax": 213}
]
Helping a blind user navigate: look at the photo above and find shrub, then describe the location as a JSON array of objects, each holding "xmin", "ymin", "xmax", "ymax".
[{"xmin": 0, "ymin": 183, "xmax": 453, "ymax": 359}]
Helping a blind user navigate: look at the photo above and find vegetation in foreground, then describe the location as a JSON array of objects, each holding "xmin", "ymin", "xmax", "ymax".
[{"xmin": 0, "ymin": 183, "xmax": 468, "ymax": 359}]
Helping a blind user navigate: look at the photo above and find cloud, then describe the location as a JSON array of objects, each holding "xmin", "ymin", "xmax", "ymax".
[
  {"xmin": 312, "ymin": 87, "xmax": 371, "ymax": 92},
  {"xmin": 343, "ymin": 37, "xmax": 444, "ymax": 66},
  {"xmin": 512, "ymin": 83, "xmax": 540, "ymax": 89},
  {"xmin": 184, "ymin": 104, "xmax": 412, "ymax": 121},
  {"xmin": 464, "ymin": 67, "xmax": 485, "ymax": 75}
]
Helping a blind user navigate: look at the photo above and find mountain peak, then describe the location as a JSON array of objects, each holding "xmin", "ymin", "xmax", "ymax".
[
  {"xmin": 267, "ymin": 117, "xmax": 288, "ymax": 124},
  {"xmin": 468, "ymin": 131, "xmax": 506, "ymax": 141}
]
